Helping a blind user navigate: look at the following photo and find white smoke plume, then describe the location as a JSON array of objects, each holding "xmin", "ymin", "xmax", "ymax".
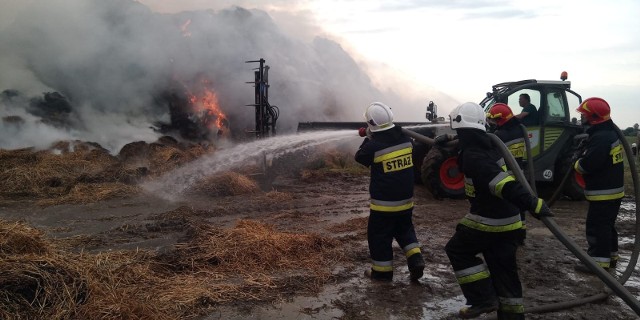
[{"xmin": 0, "ymin": 0, "xmax": 456, "ymax": 153}]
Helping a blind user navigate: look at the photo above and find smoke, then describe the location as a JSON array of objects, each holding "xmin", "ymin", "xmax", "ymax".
[{"xmin": 0, "ymin": 0, "xmax": 455, "ymax": 153}]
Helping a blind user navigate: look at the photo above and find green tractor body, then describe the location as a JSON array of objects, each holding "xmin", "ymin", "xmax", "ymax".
[{"xmin": 423, "ymin": 79, "xmax": 586, "ymax": 200}]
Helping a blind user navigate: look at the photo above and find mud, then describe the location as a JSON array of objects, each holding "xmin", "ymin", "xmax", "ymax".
[{"xmin": 0, "ymin": 171, "xmax": 638, "ymax": 319}]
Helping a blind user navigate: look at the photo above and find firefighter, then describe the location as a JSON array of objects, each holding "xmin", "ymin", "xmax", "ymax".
[
  {"xmin": 486, "ymin": 103, "xmax": 528, "ymax": 245},
  {"xmin": 355, "ymin": 102, "xmax": 426, "ymax": 282},
  {"xmin": 573, "ymin": 97, "xmax": 624, "ymax": 273},
  {"xmin": 442, "ymin": 102, "xmax": 552, "ymax": 319}
]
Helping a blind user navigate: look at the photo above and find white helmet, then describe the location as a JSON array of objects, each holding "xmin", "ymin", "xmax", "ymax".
[
  {"xmin": 364, "ymin": 102, "xmax": 395, "ymax": 132},
  {"xmin": 449, "ymin": 102, "xmax": 486, "ymax": 131}
]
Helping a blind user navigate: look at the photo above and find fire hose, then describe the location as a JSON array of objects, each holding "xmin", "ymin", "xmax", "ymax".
[
  {"xmin": 519, "ymin": 124, "xmax": 536, "ymax": 195},
  {"xmin": 400, "ymin": 127, "xmax": 640, "ymax": 315}
]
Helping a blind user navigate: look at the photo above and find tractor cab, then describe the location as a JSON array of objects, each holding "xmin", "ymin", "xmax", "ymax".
[{"xmin": 479, "ymin": 76, "xmax": 586, "ymax": 198}]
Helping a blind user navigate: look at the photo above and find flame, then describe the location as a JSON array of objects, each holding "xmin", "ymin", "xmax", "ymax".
[{"xmin": 186, "ymin": 81, "xmax": 227, "ymax": 131}]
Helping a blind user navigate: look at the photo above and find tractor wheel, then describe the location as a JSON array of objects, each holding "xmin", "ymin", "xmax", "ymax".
[{"xmin": 421, "ymin": 146, "xmax": 465, "ymax": 199}]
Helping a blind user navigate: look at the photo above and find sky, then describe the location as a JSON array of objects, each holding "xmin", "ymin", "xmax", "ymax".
[
  {"xmin": 1, "ymin": 0, "xmax": 638, "ymax": 152},
  {"xmin": 138, "ymin": 0, "xmax": 640, "ymax": 128}
]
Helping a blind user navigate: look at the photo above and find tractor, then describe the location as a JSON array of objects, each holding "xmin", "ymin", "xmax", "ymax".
[
  {"xmin": 297, "ymin": 74, "xmax": 586, "ymax": 200},
  {"xmin": 422, "ymin": 74, "xmax": 586, "ymax": 200}
]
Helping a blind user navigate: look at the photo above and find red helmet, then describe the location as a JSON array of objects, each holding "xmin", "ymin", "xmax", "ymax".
[
  {"xmin": 486, "ymin": 103, "xmax": 514, "ymax": 127},
  {"xmin": 576, "ymin": 97, "xmax": 611, "ymax": 125}
]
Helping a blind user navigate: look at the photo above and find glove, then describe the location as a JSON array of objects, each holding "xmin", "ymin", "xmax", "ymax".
[
  {"xmin": 434, "ymin": 134, "xmax": 456, "ymax": 146},
  {"xmin": 358, "ymin": 127, "xmax": 367, "ymax": 137},
  {"xmin": 358, "ymin": 127, "xmax": 373, "ymax": 139},
  {"xmin": 529, "ymin": 198, "xmax": 553, "ymax": 220}
]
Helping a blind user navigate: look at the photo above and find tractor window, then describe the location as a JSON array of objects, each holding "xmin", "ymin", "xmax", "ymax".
[
  {"xmin": 508, "ymin": 89, "xmax": 541, "ymax": 125},
  {"xmin": 546, "ymin": 91, "xmax": 567, "ymax": 123}
]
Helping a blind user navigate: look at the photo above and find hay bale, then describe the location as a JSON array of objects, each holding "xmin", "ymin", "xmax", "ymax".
[
  {"xmin": 0, "ymin": 148, "xmax": 38, "ymax": 173},
  {"xmin": 155, "ymin": 135, "xmax": 179, "ymax": 147},
  {"xmin": 0, "ymin": 165, "xmax": 71, "ymax": 198},
  {"xmin": 163, "ymin": 219, "xmax": 342, "ymax": 275},
  {"xmin": 0, "ymin": 219, "xmax": 348, "ymax": 320},
  {"xmin": 188, "ymin": 172, "xmax": 259, "ymax": 197},
  {"xmin": 0, "ymin": 220, "xmax": 87, "ymax": 319},
  {"xmin": 118, "ymin": 141, "xmax": 151, "ymax": 162},
  {"xmin": 37, "ymin": 182, "xmax": 140, "ymax": 206},
  {"xmin": 0, "ymin": 220, "xmax": 51, "ymax": 255}
]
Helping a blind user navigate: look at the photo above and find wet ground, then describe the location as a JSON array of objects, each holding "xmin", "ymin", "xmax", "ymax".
[{"xmin": 1, "ymin": 171, "xmax": 638, "ymax": 319}]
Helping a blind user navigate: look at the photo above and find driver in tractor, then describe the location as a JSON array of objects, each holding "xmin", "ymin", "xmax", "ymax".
[
  {"xmin": 355, "ymin": 102, "xmax": 426, "ymax": 282},
  {"xmin": 442, "ymin": 102, "xmax": 552, "ymax": 319},
  {"xmin": 486, "ymin": 103, "xmax": 528, "ymax": 246}
]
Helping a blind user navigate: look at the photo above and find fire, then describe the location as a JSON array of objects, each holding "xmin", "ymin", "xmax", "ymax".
[{"xmin": 186, "ymin": 81, "xmax": 228, "ymax": 132}]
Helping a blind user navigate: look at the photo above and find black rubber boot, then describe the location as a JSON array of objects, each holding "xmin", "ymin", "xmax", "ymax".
[
  {"xmin": 364, "ymin": 268, "xmax": 393, "ymax": 281},
  {"xmin": 407, "ymin": 253, "xmax": 425, "ymax": 281},
  {"xmin": 458, "ymin": 300, "xmax": 499, "ymax": 319}
]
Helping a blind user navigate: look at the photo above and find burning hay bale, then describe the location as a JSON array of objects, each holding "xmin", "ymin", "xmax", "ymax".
[
  {"xmin": 0, "ymin": 219, "xmax": 348, "ymax": 319},
  {"xmin": 187, "ymin": 172, "xmax": 260, "ymax": 197}
]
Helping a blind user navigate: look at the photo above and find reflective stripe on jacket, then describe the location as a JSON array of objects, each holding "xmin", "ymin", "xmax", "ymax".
[{"xmin": 355, "ymin": 126, "xmax": 415, "ymax": 215}]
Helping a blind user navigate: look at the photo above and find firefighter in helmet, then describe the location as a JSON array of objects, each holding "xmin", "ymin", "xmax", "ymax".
[
  {"xmin": 355, "ymin": 102, "xmax": 426, "ymax": 282},
  {"xmin": 486, "ymin": 103, "xmax": 528, "ymax": 245},
  {"xmin": 444, "ymin": 102, "xmax": 552, "ymax": 319},
  {"xmin": 573, "ymin": 97, "xmax": 624, "ymax": 273}
]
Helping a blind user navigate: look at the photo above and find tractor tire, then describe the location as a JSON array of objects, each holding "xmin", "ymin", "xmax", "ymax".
[{"xmin": 421, "ymin": 146, "xmax": 465, "ymax": 199}]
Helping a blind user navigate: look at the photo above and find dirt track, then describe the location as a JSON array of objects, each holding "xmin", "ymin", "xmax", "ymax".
[{"xmin": 1, "ymin": 165, "xmax": 638, "ymax": 319}]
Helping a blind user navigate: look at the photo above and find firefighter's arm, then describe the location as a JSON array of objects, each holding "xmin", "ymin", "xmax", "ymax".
[
  {"xmin": 490, "ymin": 172, "xmax": 553, "ymax": 219},
  {"xmin": 354, "ymin": 139, "xmax": 374, "ymax": 167}
]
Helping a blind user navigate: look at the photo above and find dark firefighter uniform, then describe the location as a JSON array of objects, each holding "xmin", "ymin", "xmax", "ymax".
[
  {"xmin": 355, "ymin": 125, "xmax": 424, "ymax": 280},
  {"xmin": 574, "ymin": 120, "xmax": 624, "ymax": 269},
  {"xmin": 445, "ymin": 130, "xmax": 544, "ymax": 320},
  {"xmin": 492, "ymin": 117, "xmax": 528, "ymax": 240}
]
